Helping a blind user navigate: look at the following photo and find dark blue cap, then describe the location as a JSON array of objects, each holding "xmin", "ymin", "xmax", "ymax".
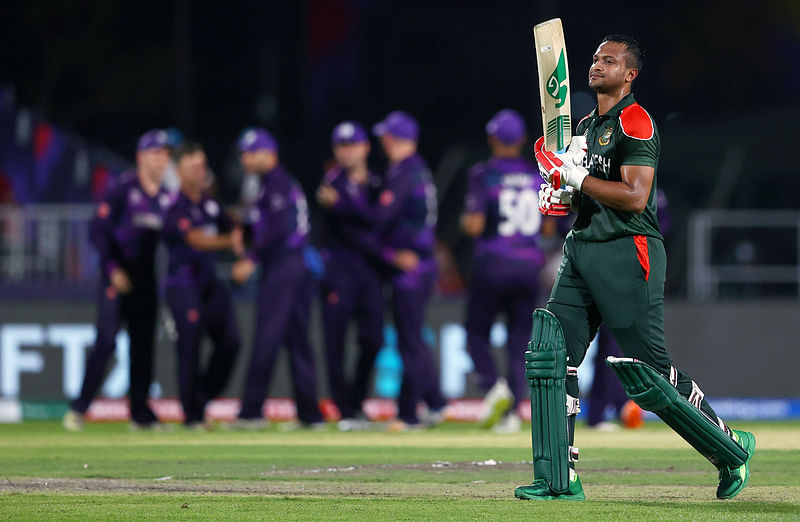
[
  {"xmin": 486, "ymin": 109, "xmax": 526, "ymax": 145},
  {"xmin": 237, "ymin": 127, "xmax": 278, "ymax": 153},
  {"xmin": 331, "ymin": 121, "xmax": 369, "ymax": 145},
  {"xmin": 372, "ymin": 111, "xmax": 419, "ymax": 140}
]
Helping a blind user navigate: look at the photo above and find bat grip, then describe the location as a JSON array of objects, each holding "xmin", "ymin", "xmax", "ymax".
[{"xmin": 552, "ymin": 171, "xmax": 561, "ymax": 190}]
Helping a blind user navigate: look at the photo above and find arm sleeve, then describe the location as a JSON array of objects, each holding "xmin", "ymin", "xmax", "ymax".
[
  {"xmin": 463, "ymin": 164, "xmax": 486, "ymax": 214},
  {"xmin": 619, "ymin": 133, "xmax": 659, "ymax": 168},
  {"xmin": 88, "ymin": 183, "xmax": 126, "ymax": 276}
]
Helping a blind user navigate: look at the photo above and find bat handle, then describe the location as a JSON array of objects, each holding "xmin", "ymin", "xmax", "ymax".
[{"xmin": 552, "ymin": 171, "xmax": 561, "ymax": 190}]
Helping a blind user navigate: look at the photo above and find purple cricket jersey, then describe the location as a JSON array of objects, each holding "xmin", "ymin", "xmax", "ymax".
[
  {"xmin": 248, "ymin": 165, "xmax": 309, "ymax": 267},
  {"xmin": 464, "ymin": 156, "xmax": 547, "ymax": 268},
  {"xmin": 321, "ymin": 166, "xmax": 386, "ymax": 267},
  {"xmin": 89, "ymin": 169, "xmax": 172, "ymax": 276},
  {"xmin": 333, "ymin": 153, "xmax": 437, "ymax": 286},
  {"xmin": 163, "ymin": 192, "xmax": 234, "ymax": 287}
]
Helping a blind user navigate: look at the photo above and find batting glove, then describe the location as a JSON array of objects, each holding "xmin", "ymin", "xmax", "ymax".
[
  {"xmin": 538, "ymin": 183, "xmax": 573, "ymax": 216},
  {"xmin": 534, "ymin": 136, "xmax": 590, "ymax": 191}
]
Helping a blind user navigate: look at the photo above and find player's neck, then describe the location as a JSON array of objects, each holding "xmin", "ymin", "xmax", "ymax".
[
  {"xmin": 137, "ymin": 170, "xmax": 161, "ymax": 197},
  {"xmin": 181, "ymin": 186, "xmax": 202, "ymax": 203},
  {"xmin": 596, "ymin": 86, "xmax": 632, "ymax": 115}
]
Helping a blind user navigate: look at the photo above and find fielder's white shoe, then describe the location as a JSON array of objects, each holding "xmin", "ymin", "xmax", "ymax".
[
  {"xmin": 62, "ymin": 409, "xmax": 84, "ymax": 432},
  {"xmin": 479, "ymin": 378, "xmax": 513, "ymax": 429},
  {"xmin": 492, "ymin": 412, "xmax": 522, "ymax": 434}
]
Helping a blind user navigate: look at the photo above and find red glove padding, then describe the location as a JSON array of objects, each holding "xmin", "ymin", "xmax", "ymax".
[
  {"xmin": 534, "ymin": 136, "xmax": 563, "ymax": 190},
  {"xmin": 538, "ymin": 183, "xmax": 572, "ymax": 217}
]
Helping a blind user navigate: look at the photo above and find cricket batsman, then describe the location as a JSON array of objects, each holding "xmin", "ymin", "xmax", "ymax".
[
  {"xmin": 63, "ymin": 129, "xmax": 172, "ymax": 431},
  {"xmin": 461, "ymin": 109, "xmax": 554, "ymax": 433},
  {"xmin": 162, "ymin": 142, "xmax": 243, "ymax": 429},
  {"xmin": 517, "ymin": 35, "xmax": 755, "ymax": 500}
]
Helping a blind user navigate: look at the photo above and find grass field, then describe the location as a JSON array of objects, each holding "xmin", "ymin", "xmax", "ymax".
[{"xmin": 0, "ymin": 420, "xmax": 798, "ymax": 520}]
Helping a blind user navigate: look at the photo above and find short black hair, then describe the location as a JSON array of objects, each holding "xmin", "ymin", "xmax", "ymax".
[
  {"xmin": 600, "ymin": 34, "xmax": 645, "ymax": 72},
  {"xmin": 174, "ymin": 141, "xmax": 204, "ymax": 162}
]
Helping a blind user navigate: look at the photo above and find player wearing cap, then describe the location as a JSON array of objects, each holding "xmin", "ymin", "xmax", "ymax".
[
  {"xmin": 162, "ymin": 142, "xmax": 243, "ymax": 429},
  {"xmin": 517, "ymin": 34, "xmax": 755, "ymax": 501},
  {"xmin": 315, "ymin": 121, "xmax": 384, "ymax": 430},
  {"xmin": 231, "ymin": 128, "xmax": 324, "ymax": 429},
  {"xmin": 318, "ymin": 111, "xmax": 445, "ymax": 430},
  {"xmin": 63, "ymin": 129, "xmax": 172, "ymax": 431},
  {"xmin": 461, "ymin": 109, "xmax": 554, "ymax": 433}
]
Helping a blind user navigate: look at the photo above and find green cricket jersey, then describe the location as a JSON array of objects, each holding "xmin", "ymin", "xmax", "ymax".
[{"xmin": 572, "ymin": 93, "xmax": 663, "ymax": 241}]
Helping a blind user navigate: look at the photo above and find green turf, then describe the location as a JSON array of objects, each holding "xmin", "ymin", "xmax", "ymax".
[{"xmin": 0, "ymin": 421, "xmax": 798, "ymax": 520}]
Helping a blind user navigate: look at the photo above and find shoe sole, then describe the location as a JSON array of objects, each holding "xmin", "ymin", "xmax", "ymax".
[{"xmin": 718, "ymin": 431, "xmax": 756, "ymax": 500}]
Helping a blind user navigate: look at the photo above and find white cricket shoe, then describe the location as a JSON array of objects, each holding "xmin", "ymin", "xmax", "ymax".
[
  {"xmin": 492, "ymin": 412, "xmax": 522, "ymax": 434},
  {"xmin": 62, "ymin": 409, "xmax": 84, "ymax": 432},
  {"xmin": 478, "ymin": 378, "xmax": 513, "ymax": 429}
]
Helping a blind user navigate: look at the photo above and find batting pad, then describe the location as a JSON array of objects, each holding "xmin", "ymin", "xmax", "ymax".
[
  {"xmin": 606, "ymin": 357, "xmax": 747, "ymax": 469},
  {"xmin": 524, "ymin": 308, "xmax": 570, "ymax": 494}
]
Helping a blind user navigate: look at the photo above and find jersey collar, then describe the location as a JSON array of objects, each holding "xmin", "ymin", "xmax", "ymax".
[{"xmin": 589, "ymin": 93, "xmax": 637, "ymax": 120}]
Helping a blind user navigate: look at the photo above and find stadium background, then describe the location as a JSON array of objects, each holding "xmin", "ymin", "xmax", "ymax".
[{"xmin": 1, "ymin": 0, "xmax": 799, "ymax": 420}]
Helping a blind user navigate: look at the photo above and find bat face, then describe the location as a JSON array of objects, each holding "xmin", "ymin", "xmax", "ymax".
[{"xmin": 534, "ymin": 19, "xmax": 572, "ymax": 153}]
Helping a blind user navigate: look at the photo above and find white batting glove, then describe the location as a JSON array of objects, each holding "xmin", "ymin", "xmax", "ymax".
[
  {"xmin": 534, "ymin": 136, "xmax": 589, "ymax": 191},
  {"xmin": 538, "ymin": 183, "xmax": 573, "ymax": 216}
]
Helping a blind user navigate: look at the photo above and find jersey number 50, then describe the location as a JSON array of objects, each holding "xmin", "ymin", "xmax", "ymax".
[{"xmin": 498, "ymin": 188, "xmax": 541, "ymax": 237}]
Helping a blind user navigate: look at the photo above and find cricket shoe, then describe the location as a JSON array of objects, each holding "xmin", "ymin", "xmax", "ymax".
[
  {"xmin": 62, "ymin": 409, "xmax": 84, "ymax": 432},
  {"xmin": 338, "ymin": 416, "xmax": 372, "ymax": 432},
  {"xmin": 225, "ymin": 418, "xmax": 269, "ymax": 431},
  {"xmin": 492, "ymin": 412, "xmax": 521, "ymax": 434},
  {"xmin": 130, "ymin": 421, "xmax": 172, "ymax": 432},
  {"xmin": 515, "ymin": 470, "xmax": 585, "ymax": 501},
  {"xmin": 716, "ymin": 429, "xmax": 756, "ymax": 499},
  {"xmin": 479, "ymin": 378, "xmax": 513, "ymax": 429}
]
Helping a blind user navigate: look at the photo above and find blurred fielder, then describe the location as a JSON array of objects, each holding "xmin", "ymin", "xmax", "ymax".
[
  {"xmin": 517, "ymin": 35, "xmax": 754, "ymax": 501},
  {"xmin": 162, "ymin": 142, "xmax": 242, "ymax": 429},
  {"xmin": 316, "ymin": 121, "xmax": 385, "ymax": 431},
  {"xmin": 63, "ymin": 129, "xmax": 171, "ymax": 431},
  {"xmin": 231, "ymin": 128, "xmax": 324, "ymax": 429},
  {"xmin": 461, "ymin": 109, "xmax": 553, "ymax": 433},
  {"xmin": 318, "ymin": 111, "xmax": 444, "ymax": 430}
]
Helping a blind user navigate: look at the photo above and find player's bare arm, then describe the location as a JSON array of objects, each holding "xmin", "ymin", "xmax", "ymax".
[
  {"xmin": 580, "ymin": 164, "xmax": 653, "ymax": 214},
  {"xmin": 185, "ymin": 227, "xmax": 239, "ymax": 252}
]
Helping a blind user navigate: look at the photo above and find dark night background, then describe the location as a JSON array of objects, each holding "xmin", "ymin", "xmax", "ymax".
[{"xmin": 3, "ymin": 0, "xmax": 800, "ymax": 294}]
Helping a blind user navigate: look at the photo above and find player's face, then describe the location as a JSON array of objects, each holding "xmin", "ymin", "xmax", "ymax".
[
  {"xmin": 137, "ymin": 147, "xmax": 170, "ymax": 184},
  {"xmin": 588, "ymin": 41, "xmax": 636, "ymax": 93},
  {"xmin": 177, "ymin": 151, "xmax": 209, "ymax": 192},
  {"xmin": 380, "ymin": 135, "xmax": 415, "ymax": 163},
  {"xmin": 333, "ymin": 142, "xmax": 370, "ymax": 169},
  {"xmin": 240, "ymin": 150, "xmax": 278, "ymax": 174}
]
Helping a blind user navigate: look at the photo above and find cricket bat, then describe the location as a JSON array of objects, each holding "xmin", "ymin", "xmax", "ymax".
[{"xmin": 533, "ymin": 18, "xmax": 571, "ymax": 155}]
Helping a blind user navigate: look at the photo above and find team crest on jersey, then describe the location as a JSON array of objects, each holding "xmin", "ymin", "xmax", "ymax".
[
  {"xmin": 129, "ymin": 189, "xmax": 142, "ymax": 204},
  {"xmin": 159, "ymin": 194, "xmax": 172, "ymax": 209},
  {"xmin": 599, "ymin": 127, "xmax": 613, "ymax": 146},
  {"xmin": 380, "ymin": 190, "xmax": 394, "ymax": 206}
]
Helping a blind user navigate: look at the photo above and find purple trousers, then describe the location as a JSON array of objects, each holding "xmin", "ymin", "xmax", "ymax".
[
  {"xmin": 587, "ymin": 326, "xmax": 629, "ymax": 425},
  {"xmin": 166, "ymin": 278, "xmax": 240, "ymax": 424},
  {"xmin": 393, "ymin": 272, "xmax": 445, "ymax": 424},
  {"xmin": 239, "ymin": 253, "xmax": 323, "ymax": 423},
  {"xmin": 465, "ymin": 259, "xmax": 541, "ymax": 406},
  {"xmin": 71, "ymin": 272, "xmax": 158, "ymax": 424},
  {"xmin": 321, "ymin": 255, "xmax": 383, "ymax": 419}
]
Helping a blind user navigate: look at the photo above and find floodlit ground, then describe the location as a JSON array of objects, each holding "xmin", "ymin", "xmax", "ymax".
[{"xmin": 0, "ymin": 421, "xmax": 798, "ymax": 520}]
